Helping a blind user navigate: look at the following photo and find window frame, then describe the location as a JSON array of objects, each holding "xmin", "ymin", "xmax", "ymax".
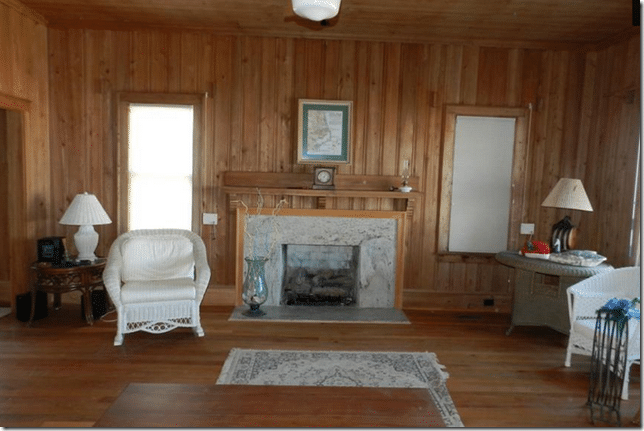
[
  {"xmin": 438, "ymin": 105, "xmax": 529, "ymax": 254},
  {"xmin": 116, "ymin": 92, "xmax": 206, "ymax": 234}
]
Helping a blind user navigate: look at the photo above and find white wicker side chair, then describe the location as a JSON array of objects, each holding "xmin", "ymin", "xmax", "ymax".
[
  {"xmin": 565, "ymin": 266, "xmax": 640, "ymax": 400},
  {"xmin": 103, "ymin": 229, "xmax": 211, "ymax": 346}
]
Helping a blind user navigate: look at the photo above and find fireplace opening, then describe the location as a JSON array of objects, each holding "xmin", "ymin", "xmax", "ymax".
[{"xmin": 281, "ymin": 244, "xmax": 359, "ymax": 306}]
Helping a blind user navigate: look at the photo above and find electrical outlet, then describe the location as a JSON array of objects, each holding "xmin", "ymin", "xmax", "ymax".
[
  {"xmin": 202, "ymin": 213, "xmax": 218, "ymax": 225},
  {"xmin": 520, "ymin": 223, "xmax": 535, "ymax": 235}
]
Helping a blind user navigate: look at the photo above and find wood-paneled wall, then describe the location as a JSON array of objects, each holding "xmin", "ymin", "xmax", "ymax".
[
  {"xmin": 575, "ymin": 38, "xmax": 641, "ymax": 268},
  {"xmin": 45, "ymin": 27, "xmax": 640, "ymax": 311},
  {"xmin": 0, "ymin": 0, "xmax": 50, "ymax": 306}
]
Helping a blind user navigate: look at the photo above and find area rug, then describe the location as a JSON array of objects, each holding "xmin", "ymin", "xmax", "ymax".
[
  {"xmin": 216, "ymin": 348, "xmax": 464, "ymax": 427},
  {"xmin": 229, "ymin": 305, "xmax": 410, "ymax": 324}
]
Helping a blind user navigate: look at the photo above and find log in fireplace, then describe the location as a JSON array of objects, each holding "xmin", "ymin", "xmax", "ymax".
[{"xmin": 281, "ymin": 244, "xmax": 359, "ymax": 306}]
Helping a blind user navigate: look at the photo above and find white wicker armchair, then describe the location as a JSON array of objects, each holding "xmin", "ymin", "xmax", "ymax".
[
  {"xmin": 103, "ymin": 229, "xmax": 211, "ymax": 346},
  {"xmin": 565, "ymin": 266, "xmax": 640, "ymax": 400}
]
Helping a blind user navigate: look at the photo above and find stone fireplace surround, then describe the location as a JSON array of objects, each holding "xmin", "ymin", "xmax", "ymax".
[{"xmin": 235, "ymin": 208, "xmax": 406, "ymax": 309}]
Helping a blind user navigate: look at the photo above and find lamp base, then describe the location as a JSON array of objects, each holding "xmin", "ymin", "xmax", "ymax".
[
  {"xmin": 550, "ymin": 215, "xmax": 577, "ymax": 253},
  {"xmin": 74, "ymin": 225, "xmax": 100, "ymax": 261}
]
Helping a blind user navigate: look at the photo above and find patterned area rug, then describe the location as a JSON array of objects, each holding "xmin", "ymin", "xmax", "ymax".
[{"xmin": 217, "ymin": 348, "xmax": 464, "ymax": 427}]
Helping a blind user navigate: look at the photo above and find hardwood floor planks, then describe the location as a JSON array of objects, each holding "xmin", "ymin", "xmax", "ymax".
[{"xmin": 0, "ymin": 305, "xmax": 640, "ymax": 427}]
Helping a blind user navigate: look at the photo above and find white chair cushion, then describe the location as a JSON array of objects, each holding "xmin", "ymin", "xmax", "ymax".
[
  {"xmin": 121, "ymin": 235, "xmax": 195, "ymax": 282},
  {"xmin": 572, "ymin": 317, "xmax": 641, "ymax": 356},
  {"xmin": 121, "ymin": 278, "xmax": 197, "ymax": 304},
  {"xmin": 572, "ymin": 318, "xmax": 596, "ymax": 340}
]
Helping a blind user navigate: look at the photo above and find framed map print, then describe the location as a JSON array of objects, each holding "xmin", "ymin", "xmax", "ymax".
[{"xmin": 297, "ymin": 99, "xmax": 352, "ymax": 164}]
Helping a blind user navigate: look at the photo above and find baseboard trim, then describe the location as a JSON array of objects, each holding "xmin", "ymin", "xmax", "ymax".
[{"xmin": 403, "ymin": 291, "xmax": 511, "ymax": 313}]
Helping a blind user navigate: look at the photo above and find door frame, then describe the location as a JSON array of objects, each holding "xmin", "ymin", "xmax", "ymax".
[{"xmin": 0, "ymin": 92, "xmax": 32, "ymax": 310}]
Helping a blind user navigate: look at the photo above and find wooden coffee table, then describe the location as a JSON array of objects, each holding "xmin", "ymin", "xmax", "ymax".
[{"xmin": 95, "ymin": 383, "xmax": 445, "ymax": 427}]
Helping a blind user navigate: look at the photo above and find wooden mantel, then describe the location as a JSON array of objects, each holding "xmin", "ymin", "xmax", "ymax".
[{"xmin": 222, "ymin": 171, "xmax": 421, "ymax": 218}]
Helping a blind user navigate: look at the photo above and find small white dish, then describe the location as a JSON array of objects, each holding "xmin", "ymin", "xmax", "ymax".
[
  {"xmin": 523, "ymin": 253, "xmax": 550, "ymax": 260},
  {"xmin": 398, "ymin": 186, "xmax": 412, "ymax": 193}
]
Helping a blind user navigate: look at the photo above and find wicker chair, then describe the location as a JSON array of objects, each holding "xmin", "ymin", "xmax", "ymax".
[
  {"xmin": 565, "ymin": 266, "xmax": 640, "ymax": 400},
  {"xmin": 103, "ymin": 229, "xmax": 211, "ymax": 346}
]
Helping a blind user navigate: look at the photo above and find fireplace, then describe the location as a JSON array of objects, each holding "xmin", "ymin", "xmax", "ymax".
[
  {"xmin": 235, "ymin": 208, "xmax": 406, "ymax": 309},
  {"xmin": 281, "ymin": 244, "xmax": 359, "ymax": 306}
]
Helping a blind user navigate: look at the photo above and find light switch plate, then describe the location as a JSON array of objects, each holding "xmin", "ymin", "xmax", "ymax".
[
  {"xmin": 520, "ymin": 223, "xmax": 535, "ymax": 235},
  {"xmin": 203, "ymin": 213, "xmax": 218, "ymax": 225}
]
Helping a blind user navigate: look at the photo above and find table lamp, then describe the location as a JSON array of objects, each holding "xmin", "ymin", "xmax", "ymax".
[
  {"xmin": 541, "ymin": 178, "xmax": 593, "ymax": 252},
  {"xmin": 59, "ymin": 192, "xmax": 112, "ymax": 261}
]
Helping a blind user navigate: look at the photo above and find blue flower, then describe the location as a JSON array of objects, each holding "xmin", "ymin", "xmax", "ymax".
[
  {"xmin": 598, "ymin": 297, "xmax": 640, "ymax": 330},
  {"xmin": 626, "ymin": 307, "xmax": 641, "ymax": 320}
]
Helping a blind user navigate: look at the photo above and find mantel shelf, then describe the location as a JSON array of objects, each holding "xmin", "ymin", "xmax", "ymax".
[
  {"xmin": 222, "ymin": 186, "xmax": 422, "ymax": 200},
  {"xmin": 222, "ymin": 171, "xmax": 422, "ymax": 217}
]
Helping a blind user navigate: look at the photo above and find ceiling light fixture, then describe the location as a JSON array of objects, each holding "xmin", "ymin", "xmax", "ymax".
[{"xmin": 292, "ymin": 0, "xmax": 341, "ymax": 21}]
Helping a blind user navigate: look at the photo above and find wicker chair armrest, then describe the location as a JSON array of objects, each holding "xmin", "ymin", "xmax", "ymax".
[
  {"xmin": 102, "ymin": 240, "xmax": 124, "ymax": 309},
  {"xmin": 192, "ymin": 234, "xmax": 212, "ymax": 304}
]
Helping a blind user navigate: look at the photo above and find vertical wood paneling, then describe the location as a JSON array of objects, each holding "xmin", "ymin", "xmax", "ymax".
[
  {"xmin": 381, "ymin": 43, "xmax": 401, "ymax": 178},
  {"xmin": 352, "ymin": 41, "xmax": 369, "ymax": 178},
  {"xmin": 212, "ymin": 36, "xmax": 234, "ymax": 286},
  {"xmin": 276, "ymin": 38, "xmax": 294, "ymax": 173},
  {"xmin": 365, "ymin": 42, "xmax": 384, "ymax": 211},
  {"xmin": 260, "ymin": 38, "xmax": 276, "ymax": 172},
  {"xmin": 41, "ymin": 26, "xmax": 640, "ymax": 311}
]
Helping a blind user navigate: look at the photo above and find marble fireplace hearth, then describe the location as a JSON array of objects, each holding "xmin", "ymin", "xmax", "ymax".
[
  {"xmin": 235, "ymin": 208, "xmax": 407, "ymax": 310},
  {"xmin": 228, "ymin": 305, "xmax": 410, "ymax": 323}
]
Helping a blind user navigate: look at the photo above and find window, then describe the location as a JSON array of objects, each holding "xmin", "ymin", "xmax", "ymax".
[
  {"xmin": 448, "ymin": 116, "xmax": 516, "ymax": 252},
  {"xmin": 117, "ymin": 93, "xmax": 204, "ymax": 232},
  {"xmin": 128, "ymin": 104, "xmax": 194, "ymax": 230},
  {"xmin": 439, "ymin": 105, "xmax": 529, "ymax": 254}
]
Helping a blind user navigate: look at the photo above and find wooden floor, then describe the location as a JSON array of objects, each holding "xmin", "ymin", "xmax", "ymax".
[
  {"xmin": 0, "ymin": 304, "xmax": 640, "ymax": 427},
  {"xmin": 95, "ymin": 384, "xmax": 447, "ymax": 427}
]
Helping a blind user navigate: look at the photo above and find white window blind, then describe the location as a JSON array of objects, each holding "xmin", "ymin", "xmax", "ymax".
[
  {"xmin": 127, "ymin": 104, "xmax": 194, "ymax": 231},
  {"xmin": 448, "ymin": 115, "xmax": 516, "ymax": 253}
]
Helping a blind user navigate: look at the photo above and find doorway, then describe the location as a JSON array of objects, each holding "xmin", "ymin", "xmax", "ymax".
[{"xmin": 0, "ymin": 93, "xmax": 30, "ymax": 311}]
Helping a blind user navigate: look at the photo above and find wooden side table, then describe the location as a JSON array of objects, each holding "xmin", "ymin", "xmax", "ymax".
[
  {"xmin": 29, "ymin": 258, "xmax": 107, "ymax": 325},
  {"xmin": 495, "ymin": 251, "xmax": 614, "ymax": 335}
]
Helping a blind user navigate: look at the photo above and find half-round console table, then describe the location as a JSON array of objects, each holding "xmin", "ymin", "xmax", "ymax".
[{"xmin": 495, "ymin": 251, "xmax": 614, "ymax": 335}]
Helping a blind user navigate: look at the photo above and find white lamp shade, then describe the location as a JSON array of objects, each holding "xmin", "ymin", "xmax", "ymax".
[
  {"xmin": 59, "ymin": 192, "xmax": 112, "ymax": 226},
  {"xmin": 292, "ymin": 0, "xmax": 341, "ymax": 21},
  {"xmin": 541, "ymin": 178, "xmax": 593, "ymax": 212}
]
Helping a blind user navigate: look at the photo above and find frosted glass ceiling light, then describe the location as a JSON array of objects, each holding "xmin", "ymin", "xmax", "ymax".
[{"xmin": 292, "ymin": 0, "xmax": 341, "ymax": 21}]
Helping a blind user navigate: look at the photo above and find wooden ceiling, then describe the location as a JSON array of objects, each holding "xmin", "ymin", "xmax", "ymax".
[{"xmin": 19, "ymin": 0, "xmax": 638, "ymax": 48}]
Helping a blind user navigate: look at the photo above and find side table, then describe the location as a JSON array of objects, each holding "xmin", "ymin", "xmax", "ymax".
[
  {"xmin": 30, "ymin": 258, "xmax": 107, "ymax": 325},
  {"xmin": 495, "ymin": 251, "xmax": 614, "ymax": 335}
]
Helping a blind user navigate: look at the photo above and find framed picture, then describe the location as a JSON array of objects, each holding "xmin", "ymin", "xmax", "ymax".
[{"xmin": 297, "ymin": 99, "xmax": 352, "ymax": 164}]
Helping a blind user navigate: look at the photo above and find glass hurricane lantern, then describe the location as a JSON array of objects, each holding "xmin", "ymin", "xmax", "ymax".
[{"xmin": 242, "ymin": 257, "xmax": 269, "ymax": 316}]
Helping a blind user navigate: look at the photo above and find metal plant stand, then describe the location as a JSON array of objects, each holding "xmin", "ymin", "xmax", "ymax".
[{"xmin": 587, "ymin": 309, "xmax": 630, "ymax": 426}]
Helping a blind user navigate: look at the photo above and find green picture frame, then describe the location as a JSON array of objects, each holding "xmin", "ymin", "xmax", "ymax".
[{"xmin": 297, "ymin": 99, "xmax": 352, "ymax": 164}]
